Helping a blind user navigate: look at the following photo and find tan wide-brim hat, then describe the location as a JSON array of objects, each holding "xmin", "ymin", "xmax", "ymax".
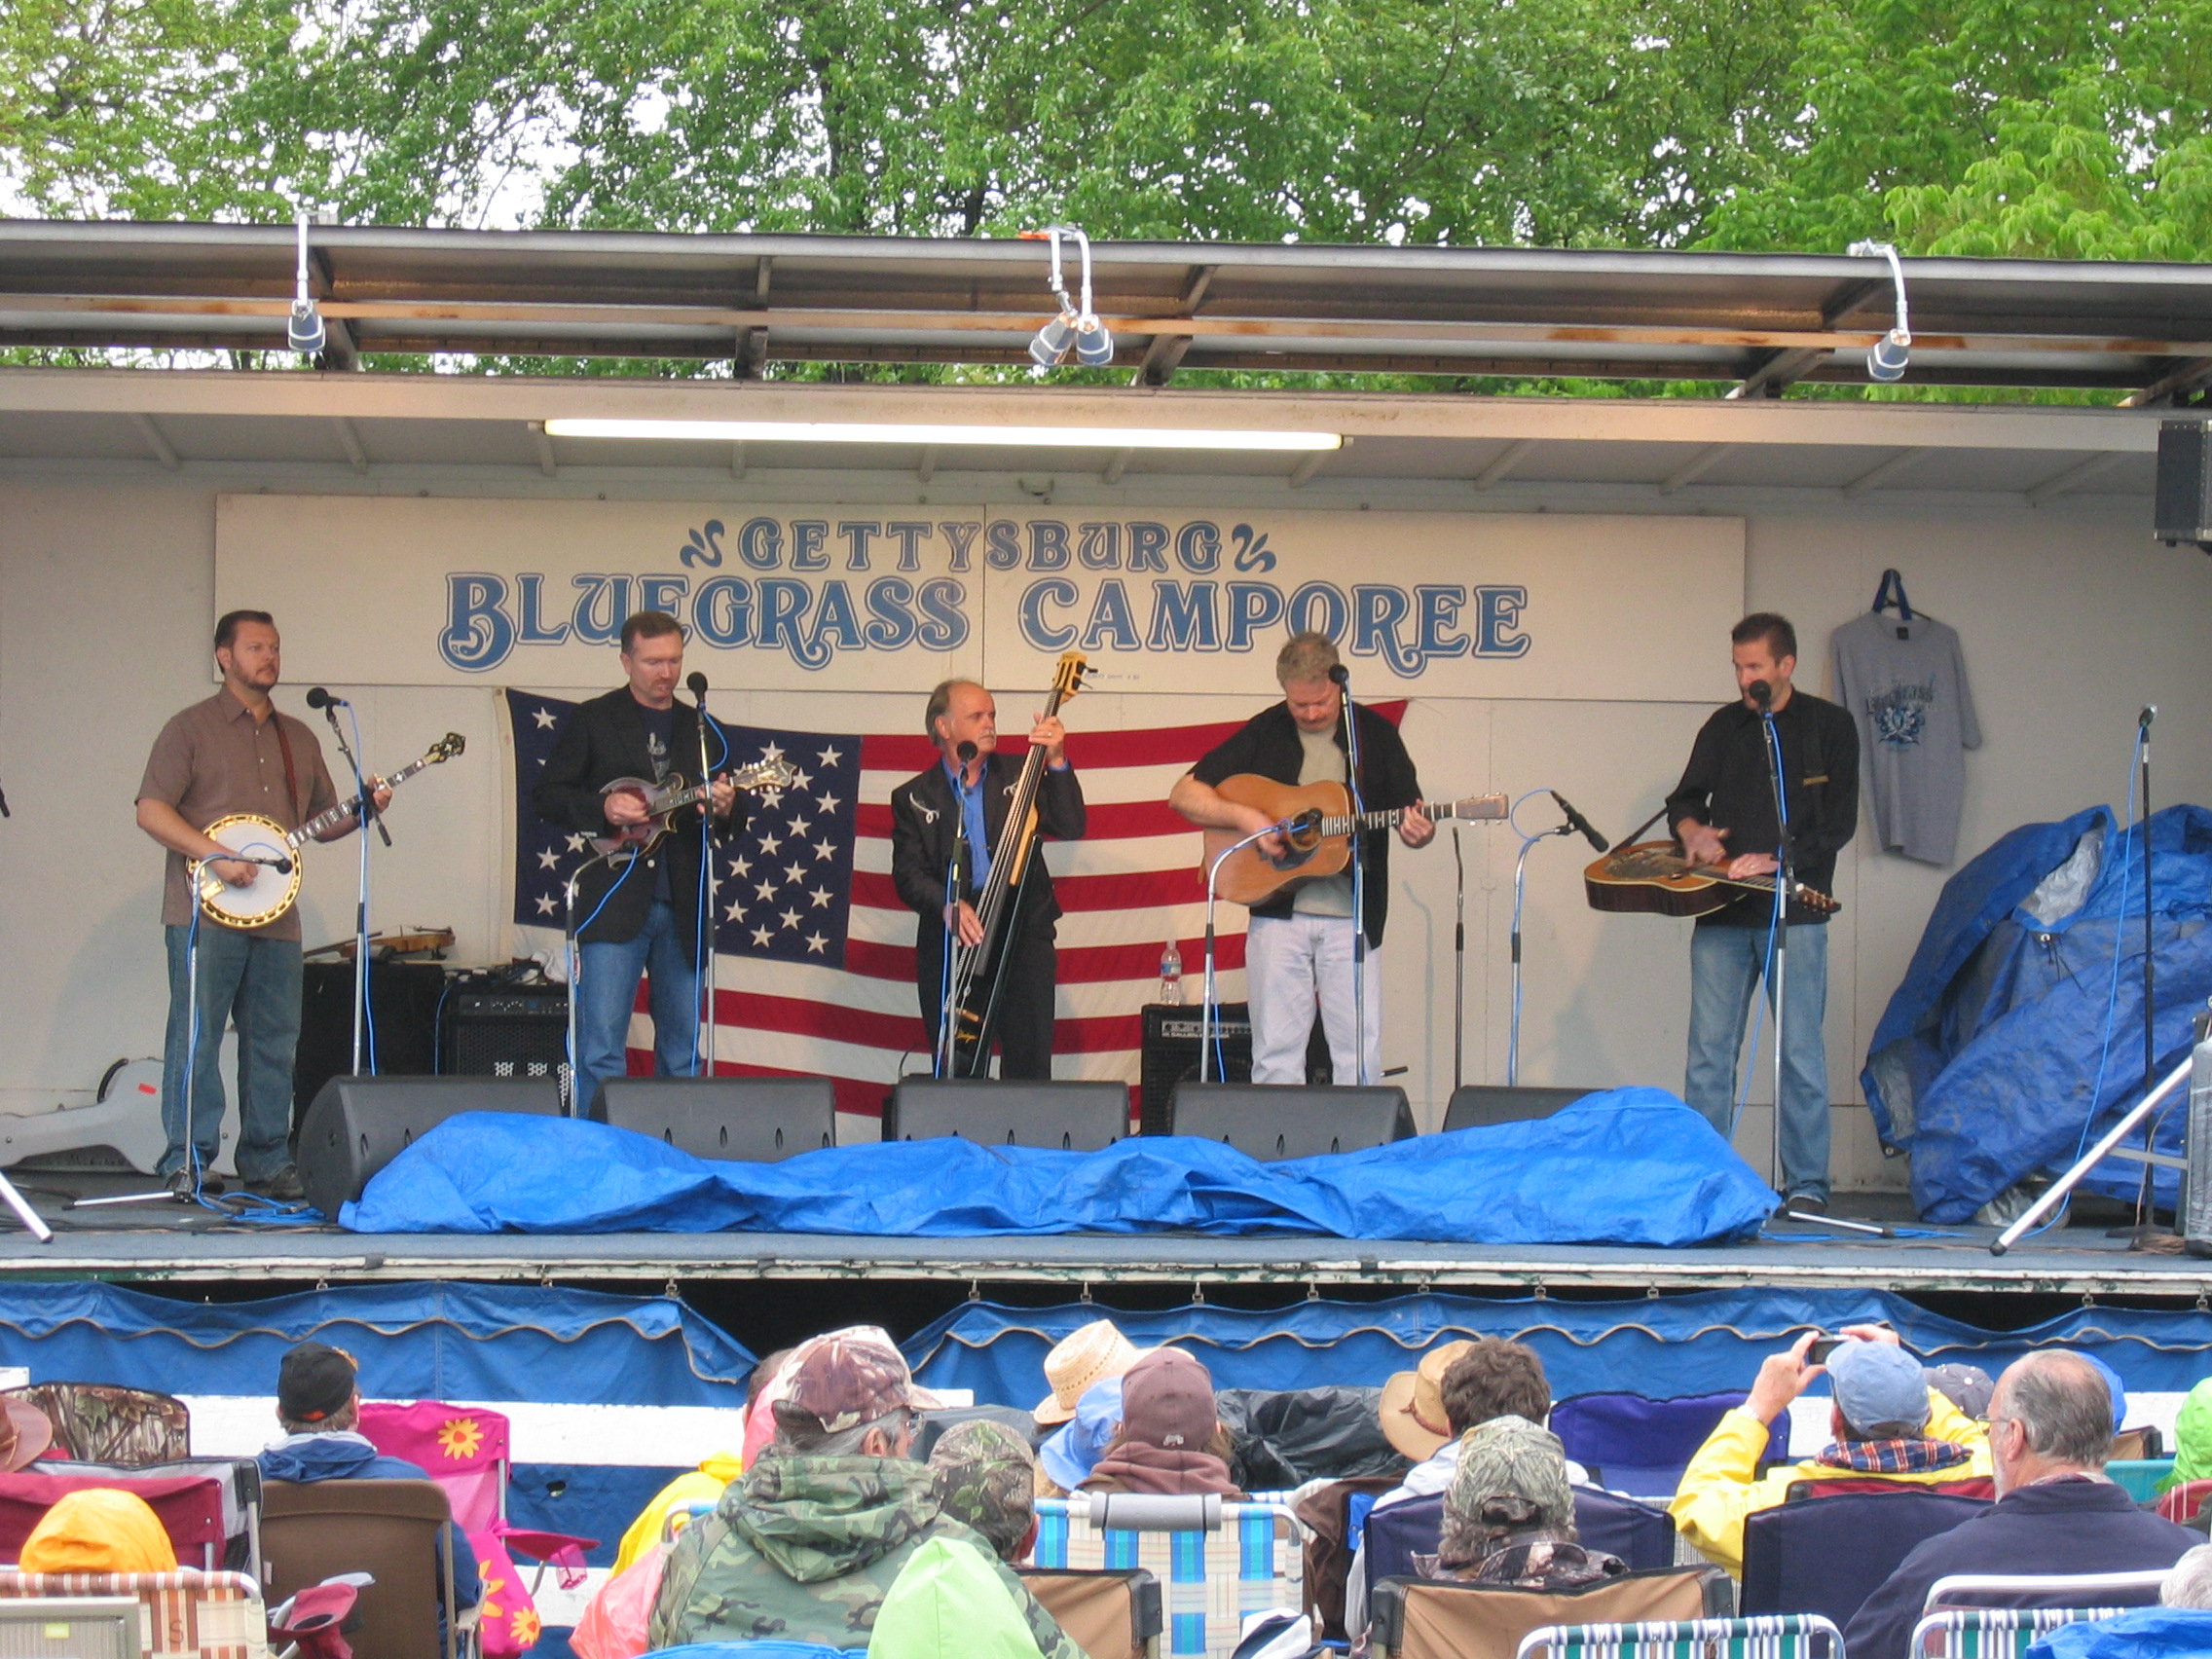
[
  {"xmin": 0, "ymin": 1397, "xmax": 54, "ymax": 1473},
  {"xmin": 1034, "ymin": 1319, "xmax": 1145, "ymax": 1425},
  {"xmin": 1379, "ymin": 1339, "xmax": 1476, "ymax": 1461}
]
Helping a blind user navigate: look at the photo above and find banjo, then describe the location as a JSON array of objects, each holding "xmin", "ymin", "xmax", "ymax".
[{"xmin": 196, "ymin": 732, "xmax": 465, "ymax": 926}]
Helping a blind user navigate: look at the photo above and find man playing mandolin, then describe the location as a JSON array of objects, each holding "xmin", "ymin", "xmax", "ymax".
[
  {"xmin": 1665, "ymin": 612, "xmax": 1859, "ymax": 1213},
  {"xmin": 889, "ymin": 679, "xmax": 1086, "ymax": 1080},
  {"xmin": 1170, "ymin": 632, "xmax": 1432, "ymax": 1087},
  {"xmin": 535, "ymin": 610, "xmax": 745, "ymax": 1108},
  {"xmin": 135, "ymin": 609, "xmax": 392, "ymax": 1200}
]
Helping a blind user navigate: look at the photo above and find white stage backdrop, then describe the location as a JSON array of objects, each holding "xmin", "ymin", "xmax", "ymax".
[{"xmin": 216, "ymin": 497, "xmax": 1744, "ymax": 697}]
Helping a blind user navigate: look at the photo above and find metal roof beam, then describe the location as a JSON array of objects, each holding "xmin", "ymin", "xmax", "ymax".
[
  {"xmin": 2121, "ymin": 357, "xmax": 2212, "ymax": 408},
  {"xmin": 1134, "ymin": 263, "xmax": 1216, "ymax": 387},
  {"xmin": 1726, "ymin": 347, "xmax": 1831, "ymax": 401},
  {"xmin": 2025, "ymin": 452, "xmax": 2129, "ymax": 504},
  {"xmin": 1471, "ymin": 438, "xmax": 1536, "ymax": 491},
  {"xmin": 529, "ymin": 421, "xmax": 559, "ymax": 477},
  {"xmin": 329, "ymin": 415, "xmax": 369, "ymax": 473},
  {"xmin": 129, "ymin": 413, "xmax": 179, "ymax": 470},
  {"xmin": 1658, "ymin": 442, "xmax": 1735, "ymax": 495},
  {"xmin": 1842, "ymin": 447, "xmax": 1930, "ymax": 497}
]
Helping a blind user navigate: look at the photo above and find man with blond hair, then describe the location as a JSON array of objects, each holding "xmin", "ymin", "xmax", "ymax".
[{"xmin": 1170, "ymin": 632, "xmax": 1431, "ymax": 1085}]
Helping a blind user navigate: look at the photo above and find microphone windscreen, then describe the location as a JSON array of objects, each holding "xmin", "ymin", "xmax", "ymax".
[
  {"xmin": 1328, "ymin": 664, "xmax": 1350, "ymax": 685},
  {"xmin": 956, "ymin": 741, "xmax": 978, "ymax": 762},
  {"xmin": 305, "ymin": 686, "xmax": 331, "ymax": 709},
  {"xmin": 687, "ymin": 672, "xmax": 710, "ymax": 695},
  {"xmin": 1748, "ymin": 680, "xmax": 1772, "ymax": 708}
]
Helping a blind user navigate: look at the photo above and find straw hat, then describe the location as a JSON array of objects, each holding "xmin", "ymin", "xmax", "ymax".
[
  {"xmin": 1034, "ymin": 1320, "xmax": 1145, "ymax": 1425},
  {"xmin": 0, "ymin": 1396, "xmax": 52, "ymax": 1473},
  {"xmin": 1379, "ymin": 1340, "xmax": 1476, "ymax": 1460}
]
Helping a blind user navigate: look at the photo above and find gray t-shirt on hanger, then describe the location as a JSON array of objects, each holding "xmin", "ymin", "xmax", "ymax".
[{"xmin": 1831, "ymin": 608, "xmax": 1981, "ymax": 865}]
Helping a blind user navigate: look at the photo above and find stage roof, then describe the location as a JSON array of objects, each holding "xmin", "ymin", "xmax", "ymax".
[{"xmin": 4, "ymin": 219, "xmax": 2211, "ymax": 399}]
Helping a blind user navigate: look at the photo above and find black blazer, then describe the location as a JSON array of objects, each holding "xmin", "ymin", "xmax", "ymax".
[
  {"xmin": 890, "ymin": 753, "xmax": 1087, "ymax": 957},
  {"xmin": 532, "ymin": 686, "xmax": 747, "ymax": 949}
]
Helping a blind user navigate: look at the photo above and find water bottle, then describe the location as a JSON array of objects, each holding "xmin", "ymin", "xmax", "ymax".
[{"xmin": 1159, "ymin": 940, "xmax": 1184, "ymax": 1005}]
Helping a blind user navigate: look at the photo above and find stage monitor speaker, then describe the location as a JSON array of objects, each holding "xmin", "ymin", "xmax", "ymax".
[
  {"xmin": 298, "ymin": 1074, "xmax": 563, "ymax": 1219},
  {"xmin": 1166, "ymin": 1082, "xmax": 1413, "ymax": 1161},
  {"xmin": 590, "ymin": 1075, "xmax": 835, "ymax": 1162},
  {"xmin": 884, "ymin": 1079, "xmax": 1128, "ymax": 1151},
  {"xmin": 1137, "ymin": 1003, "xmax": 1334, "ymax": 1135},
  {"xmin": 1443, "ymin": 1086, "xmax": 1595, "ymax": 1132},
  {"xmin": 2182, "ymin": 1019, "xmax": 2212, "ymax": 1257},
  {"xmin": 294, "ymin": 962, "xmax": 446, "ymax": 1134},
  {"xmin": 2157, "ymin": 420, "xmax": 2212, "ymax": 548}
]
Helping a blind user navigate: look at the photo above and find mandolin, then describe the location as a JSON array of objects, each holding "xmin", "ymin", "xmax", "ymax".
[
  {"xmin": 1583, "ymin": 839, "xmax": 1840, "ymax": 919},
  {"xmin": 590, "ymin": 756, "xmax": 797, "ymax": 857},
  {"xmin": 198, "ymin": 733, "xmax": 465, "ymax": 927},
  {"xmin": 1200, "ymin": 774, "xmax": 1507, "ymax": 907}
]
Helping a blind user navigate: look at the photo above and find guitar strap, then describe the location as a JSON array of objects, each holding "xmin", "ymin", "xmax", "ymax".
[{"xmin": 272, "ymin": 715, "xmax": 304, "ymax": 829}]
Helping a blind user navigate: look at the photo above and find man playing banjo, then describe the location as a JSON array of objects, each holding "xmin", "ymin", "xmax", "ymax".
[{"xmin": 135, "ymin": 610, "xmax": 390, "ymax": 1200}]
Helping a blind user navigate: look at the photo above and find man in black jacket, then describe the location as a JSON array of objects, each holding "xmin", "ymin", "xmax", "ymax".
[
  {"xmin": 890, "ymin": 680, "xmax": 1086, "ymax": 1079},
  {"xmin": 1664, "ymin": 612, "xmax": 1858, "ymax": 1210},
  {"xmin": 1845, "ymin": 1350, "xmax": 2198, "ymax": 1659},
  {"xmin": 534, "ymin": 612, "xmax": 744, "ymax": 1107},
  {"xmin": 1169, "ymin": 632, "xmax": 1431, "ymax": 1087}
]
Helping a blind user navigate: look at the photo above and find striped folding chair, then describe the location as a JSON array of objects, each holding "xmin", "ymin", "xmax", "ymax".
[
  {"xmin": 1030, "ymin": 1493, "xmax": 1304, "ymax": 1659},
  {"xmin": 0, "ymin": 1567, "xmax": 267, "ymax": 1659},
  {"xmin": 1514, "ymin": 1613, "xmax": 1844, "ymax": 1659},
  {"xmin": 1907, "ymin": 1606, "xmax": 2132, "ymax": 1656}
]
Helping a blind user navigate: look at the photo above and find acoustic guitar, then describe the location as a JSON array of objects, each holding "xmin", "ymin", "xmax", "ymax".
[
  {"xmin": 1583, "ymin": 839, "xmax": 1841, "ymax": 919},
  {"xmin": 590, "ymin": 755, "xmax": 797, "ymax": 857},
  {"xmin": 197, "ymin": 733, "xmax": 464, "ymax": 927},
  {"xmin": 1200, "ymin": 775, "xmax": 1507, "ymax": 907}
]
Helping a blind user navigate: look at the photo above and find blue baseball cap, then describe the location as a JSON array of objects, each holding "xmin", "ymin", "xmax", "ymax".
[
  {"xmin": 1039, "ymin": 1375, "xmax": 1124, "ymax": 1493},
  {"xmin": 2079, "ymin": 1351, "xmax": 2128, "ymax": 1430},
  {"xmin": 1827, "ymin": 1339, "xmax": 1932, "ymax": 1435}
]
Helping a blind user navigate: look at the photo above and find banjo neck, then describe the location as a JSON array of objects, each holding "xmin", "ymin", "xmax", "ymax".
[{"xmin": 285, "ymin": 751, "xmax": 438, "ymax": 846}]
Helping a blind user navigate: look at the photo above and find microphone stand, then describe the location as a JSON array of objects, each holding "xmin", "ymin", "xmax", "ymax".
[
  {"xmin": 936, "ymin": 760, "xmax": 972, "ymax": 1080},
  {"xmin": 1452, "ymin": 827, "xmax": 1466, "ymax": 1092},
  {"xmin": 1201, "ymin": 822, "xmax": 1291, "ymax": 1082},
  {"xmin": 1337, "ymin": 672, "xmax": 1370, "ymax": 1087},
  {"xmin": 321, "ymin": 702, "xmax": 386, "ymax": 1077},
  {"xmin": 1508, "ymin": 818, "xmax": 1577, "ymax": 1088},
  {"xmin": 692, "ymin": 686, "xmax": 719, "ymax": 1080},
  {"xmin": 1755, "ymin": 694, "xmax": 1791, "ymax": 1195},
  {"xmin": 564, "ymin": 846, "xmax": 632, "ymax": 1116}
]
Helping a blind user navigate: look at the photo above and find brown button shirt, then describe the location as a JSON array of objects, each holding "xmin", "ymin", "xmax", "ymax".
[{"xmin": 137, "ymin": 688, "xmax": 340, "ymax": 940}]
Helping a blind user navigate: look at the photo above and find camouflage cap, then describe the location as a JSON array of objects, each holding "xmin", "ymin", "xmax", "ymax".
[
  {"xmin": 928, "ymin": 1419, "xmax": 1038, "ymax": 1562},
  {"xmin": 1449, "ymin": 1415, "xmax": 1573, "ymax": 1535},
  {"xmin": 774, "ymin": 1326, "xmax": 917, "ymax": 1436}
]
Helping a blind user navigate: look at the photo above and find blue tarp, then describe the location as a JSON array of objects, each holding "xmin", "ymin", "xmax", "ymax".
[
  {"xmin": 904, "ymin": 1289, "xmax": 2212, "ymax": 1407},
  {"xmin": 0, "ymin": 1280, "xmax": 754, "ymax": 1407},
  {"xmin": 342, "ymin": 1088, "xmax": 1776, "ymax": 1246},
  {"xmin": 1863, "ymin": 803, "xmax": 2212, "ymax": 1221}
]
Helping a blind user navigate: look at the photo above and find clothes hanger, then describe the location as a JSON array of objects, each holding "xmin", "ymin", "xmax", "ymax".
[{"xmin": 1871, "ymin": 568, "xmax": 1916, "ymax": 638}]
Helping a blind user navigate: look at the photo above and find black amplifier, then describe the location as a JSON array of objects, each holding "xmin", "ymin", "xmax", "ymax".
[{"xmin": 440, "ymin": 977, "xmax": 571, "ymax": 1102}]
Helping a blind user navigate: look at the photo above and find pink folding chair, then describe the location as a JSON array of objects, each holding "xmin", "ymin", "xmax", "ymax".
[
  {"xmin": 0, "ymin": 1470, "xmax": 229, "ymax": 1570},
  {"xmin": 357, "ymin": 1402, "xmax": 594, "ymax": 1659}
]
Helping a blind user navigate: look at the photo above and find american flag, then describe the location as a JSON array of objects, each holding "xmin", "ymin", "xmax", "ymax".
[{"xmin": 508, "ymin": 690, "xmax": 1403, "ymax": 1119}]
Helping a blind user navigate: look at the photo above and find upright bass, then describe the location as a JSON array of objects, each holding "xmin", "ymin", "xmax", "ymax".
[{"xmin": 944, "ymin": 651, "xmax": 1089, "ymax": 1075}]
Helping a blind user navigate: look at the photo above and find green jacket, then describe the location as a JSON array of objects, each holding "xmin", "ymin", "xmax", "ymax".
[{"xmin": 647, "ymin": 1447, "xmax": 1079, "ymax": 1658}]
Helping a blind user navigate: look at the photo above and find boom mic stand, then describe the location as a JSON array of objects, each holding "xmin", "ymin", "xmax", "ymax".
[
  {"xmin": 689, "ymin": 674, "xmax": 719, "ymax": 1081},
  {"xmin": 1752, "ymin": 682, "xmax": 1792, "ymax": 1197},
  {"xmin": 1201, "ymin": 821, "xmax": 1294, "ymax": 1081},
  {"xmin": 315, "ymin": 694, "xmax": 386, "ymax": 1078}
]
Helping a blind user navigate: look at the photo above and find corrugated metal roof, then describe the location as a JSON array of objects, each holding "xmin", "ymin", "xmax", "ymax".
[{"xmin": 3, "ymin": 220, "xmax": 2208, "ymax": 396}]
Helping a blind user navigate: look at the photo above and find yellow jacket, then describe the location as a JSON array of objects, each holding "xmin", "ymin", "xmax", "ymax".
[
  {"xmin": 1668, "ymin": 1389, "xmax": 1990, "ymax": 1576},
  {"xmin": 613, "ymin": 1451, "xmax": 747, "ymax": 1573}
]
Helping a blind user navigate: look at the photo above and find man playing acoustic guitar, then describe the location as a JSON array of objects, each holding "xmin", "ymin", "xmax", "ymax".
[
  {"xmin": 1665, "ymin": 612, "xmax": 1858, "ymax": 1213},
  {"xmin": 1170, "ymin": 632, "xmax": 1432, "ymax": 1087},
  {"xmin": 535, "ymin": 610, "xmax": 744, "ymax": 1109},
  {"xmin": 135, "ymin": 609, "xmax": 391, "ymax": 1200}
]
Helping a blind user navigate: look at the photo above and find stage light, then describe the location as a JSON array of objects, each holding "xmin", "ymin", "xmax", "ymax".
[
  {"xmin": 1848, "ymin": 240, "xmax": 1911, "ymax": 383},
  {"xmin": 287, "ymin": 212, "xmax": 325, "ymax": 357},
  {"xmin": 540, "ymin": 418, "xmax": 1342, "ymax": 452},
  {"xmin": 1019, "ymin": 226, "xmax": 1113, "ymax": 369}
]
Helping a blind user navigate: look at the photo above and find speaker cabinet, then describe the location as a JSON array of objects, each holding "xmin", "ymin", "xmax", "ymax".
[
  {"xmin": 590, "ymin": 1075, "xmax": 835, "ymax": 1162},
  {"xmin": 297, "ymin": 1074, "xmax": 563, "ymax": 1219},
  {"xmin": 2183, "ymin": 1025, "xmax": 2212, "ymax": 1257},
  {"xmin": 294, "ymin": 962, "xmax": 446, "ymax": 1133},
  {"xmin": 441, "ymin": 981, "xmax": 570, "ymax": 1102},
  {"xmin": 884, "ymin": 1079, "xmax": 1128, "ymax": 1151},
  {"xmin": 1443, "ymin": 1086, "xmax": 1595, "ymax": 1131},
  {"xmin": 1165, "ymin": 1082, "xmax": 1414, "ymax": 1161},
  {"xmin": 2157, "ymin": 420, "xmax": 2212, "ymax": 546},
  {"xmin": 1137, "ymin": 1003, "xmax": 1336, "ymax": 1135}
]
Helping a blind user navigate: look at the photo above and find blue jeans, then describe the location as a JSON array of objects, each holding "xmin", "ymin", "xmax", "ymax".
[
  {"xmin": 1684, "ymin": 922, "xmax": 1830, "ymax": 1200},
  {"xmin": 575, "ymin": 899, "xmax": 700, "ymax": 1110},
  {"xmin": 162, "ymin": 922, "xmax": 302, "ymax": 1181}
]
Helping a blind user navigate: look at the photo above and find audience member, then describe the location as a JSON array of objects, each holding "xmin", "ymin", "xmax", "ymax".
[
  {"xmin": 739, "ymin": 1344, "xmax": 800, "ymax": 1470},
  {"xmin": 2163, "ymin": 1543, "xmax": 2212, "ymax": 1607},
  {"xmin": 647, "ymin": 1326, "xmax": 1079, "ymax": 1656},
  {"xmin": 1081, "ymin": 1349, "xmax": 1242, "ymax": 1498},
  {"xmin": 930, "ymin": 1420, "xmax": 1040, "ymax": 1564},
  {"xmin": 2159, "ymin": 1377, "xmax": 2212, "ymax": 1498},
  {"xmin": 1034, "ymin": 1320, "xmax": 1145, "ymax": 1427},
  {"xmin": 1925, "ymin": 1363, "xmax": 1996, "ymax": 1421},
  {"xmin": 1346, "ymin": 1336, "xmax": 1586, "ymax": 1639},
  {"xmin": 0, "ymin": 1396, "xmax": 51, "ymax": 1472},
  {"xmin": 19, "ymin": 1489, "xmax": 176, "ymax": 1573},
  {"xmin": 256, "ymin": 1342, "xmax": 483, "ymax": 1619},
  {"xmin": 1844, "ymin": 1350, "xmax": 2199, "ymax": 1659},
  {"xmin": 1037, "ymin": 1376, "xmax": 1124, "ymax": 1496},
  {"xmin": 614, "ymin": 1346, "xmax": 794, "ymax": 1573},
  {"xmin": 1422, "ymin": 1417, "xmax": 1625, "ymax": 1591},
  {"xmin": 1672, "ymin": 1325, "xmax": 1990, "ymax": 1575}
]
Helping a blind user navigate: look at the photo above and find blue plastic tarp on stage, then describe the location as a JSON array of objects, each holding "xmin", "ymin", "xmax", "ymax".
[
  {"xmin": 0, "ymin": 1281, "xmax": 754, "ymax": 1407},
  {"xmin": 341, "ymin": 1088, "xmax": 1776, "ymax": 1246},
  {"xmin": 904, "ymin": 1289, "xmax": 2212, "ymax": 1408}
]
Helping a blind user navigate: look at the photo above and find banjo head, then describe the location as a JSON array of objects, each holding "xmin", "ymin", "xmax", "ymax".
[{"xmin": 197, "ymin": 814, "xmax": 303, "ymax": 926}]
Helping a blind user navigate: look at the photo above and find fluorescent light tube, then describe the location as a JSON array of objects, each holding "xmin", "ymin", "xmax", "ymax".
[{"xmin": 540, "ymin": 418, "xmax": 1341, "ymax": 452}]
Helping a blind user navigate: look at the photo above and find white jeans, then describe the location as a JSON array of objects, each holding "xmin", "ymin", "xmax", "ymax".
[{"xmin": 1245, "ymin": 911, "xmax": 1382, "ymax": 1086}]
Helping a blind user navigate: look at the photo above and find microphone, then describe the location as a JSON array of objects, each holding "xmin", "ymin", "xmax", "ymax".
[
  {"xmin": 217, "ymin": 852, "xmax": 293, "ymax": 873},
  {"xmin": 304, "ymin": 686, "xmax": 349, "ymax": 710},
  {"xmin": 1328, "ymin": 664, "xmax": 1350, "ymax": 686},
  {"xmin": 2141, "ymin": 705, "xmax": 2158, "ymax": 728},
  {"xmin": 1550, "ymin": 792, "xmax": 1610, "ymax": 853},
  {"xmin": 687, "ymin": 672, "xmax": 709, "ymax": 697},
  {"xmin": 1748, "ymin": 679, "xmax": 1773, "ymax": 711},
  {"xmin": 956, "ymin": 741, "xmax": 977, "ymax": 764}
]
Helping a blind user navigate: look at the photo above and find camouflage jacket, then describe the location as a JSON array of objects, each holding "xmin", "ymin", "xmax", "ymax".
[{"xmin": 647, "ymin": 1448, "xmax": 1080, "ymax": 1658}]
